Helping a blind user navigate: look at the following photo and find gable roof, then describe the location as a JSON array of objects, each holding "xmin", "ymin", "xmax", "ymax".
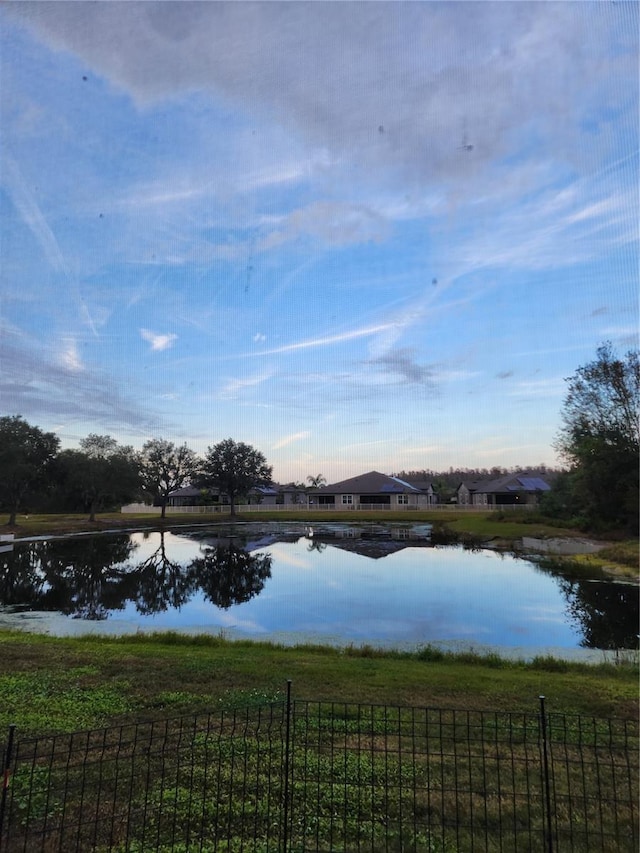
[
  {"xmin": 167, "ymin": 485, "xmax": 202, "ymax": 498},
  {"xmin": 458, "ymin": 474, "xmax": 551, "ymax": 495},
  {"xmin": 402, "ymin": 478, "xmax": 436, "ymax": 492},
  {"xmin": 314, "ymin": 471, "xmax": 422, "ymax": 494}
]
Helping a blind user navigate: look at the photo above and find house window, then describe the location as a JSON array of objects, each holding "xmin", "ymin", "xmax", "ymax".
[
  {"xmin": 341, "ymin": 494, "xmax": 353, "ymax": 505},
  {"xmin": 397, "ymin": 494, "xmax": 409, "ymax": 505}
]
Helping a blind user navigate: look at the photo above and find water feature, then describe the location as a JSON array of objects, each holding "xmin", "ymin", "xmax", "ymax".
[{"xmin": 0, "ymin": 523, "xmax": 637, "ymax": 658}]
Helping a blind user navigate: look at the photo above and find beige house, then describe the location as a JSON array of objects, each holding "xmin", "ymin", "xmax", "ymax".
[{"xmin": 308, "ymin": 471, "xmax": 437, "ymax": 510}]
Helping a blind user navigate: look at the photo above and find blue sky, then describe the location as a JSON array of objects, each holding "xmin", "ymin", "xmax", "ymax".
[{"xmin": 1, "ymin": 1, "xmax": 637, "ymax": 483}]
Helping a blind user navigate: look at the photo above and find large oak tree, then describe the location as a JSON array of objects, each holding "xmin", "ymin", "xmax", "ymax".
[
  {"xmin": 56, "ymin": 434, "xmax": 141, "ymax": 522},
  {"xmin": 199, "ymin": 439, "xmax": 272, "ymax": 517},
  {"xmin": 140, "ymin": 439, "xmax": 199, "ymax": 519},
  {"xmin": 0, "ymin": 415, "xmax": 60, "ymax": 526}
]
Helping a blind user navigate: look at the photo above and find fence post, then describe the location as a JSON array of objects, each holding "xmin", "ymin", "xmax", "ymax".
[
  {"xmin": 0, "ymin": 724, "xmax": 16, "ymax": 851},
  {"xmin": 282, "ymin": 680, "xmax": 292, "ymax": 853},
  {"xmin": 539, "ymin": 696, "xmax": 554, "ymax": 853}
]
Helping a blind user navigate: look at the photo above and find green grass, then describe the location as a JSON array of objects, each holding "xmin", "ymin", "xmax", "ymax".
[
  {"xmin": 0, "ymin": 631, "xmax": 636, "ymax": 852},
  {"xmin": 0, "ymin": 630, "xmax": 636, "ymax": 738},
  {"xmin": 0, "ymin": 508, "xmax": 583, "ymax": 542},
  {"xmin": 5, "ymin": 694, "xmax": 637, "ymax": 852}
]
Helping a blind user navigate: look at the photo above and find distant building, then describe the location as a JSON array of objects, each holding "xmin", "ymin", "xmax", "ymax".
[
  {"xmin": 167, "ymin": 486, "xmax": 228, "ymax": 507},
  {"xmin": 456, "ymin": 474, "xmax": 551, "ymax": 506},
  {"xmin": 247, "ymin": 483, "xmax": 307, "ymax": 506}
]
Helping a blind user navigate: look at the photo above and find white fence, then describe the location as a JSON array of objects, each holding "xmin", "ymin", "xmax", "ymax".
[
  {"xmin": 120, "ymin": 504, "xmax": 231, "ymax": 514},
  {"xmin": 121, "ymin": 503, "xmax": 536, "ymax": 514}
]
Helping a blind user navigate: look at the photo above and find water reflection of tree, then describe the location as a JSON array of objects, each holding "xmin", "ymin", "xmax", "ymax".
[
  {"xmin": 558, "ymin": 577, "xmax": 639, "ymax": 650},
  {"xmin": 0, "ymin": 543, "xmax": 49, "ymax": 606},
  {"xmin": 132, "ymin": 531, "xmax": 196, "ymax": 615},
  {"xmin": 532, "ymin": 557, "xmax": 639, "ymax": 650},
  {"xmin": 42, "ymin": 536, "xmax": 139, "ymax": 620},
  {"xmin": 1, "ymin": 536, "xmax": 273, "ymax": 620},
  {"xmin": 190, "ymin": 545, "xmax": 272, "ymax": 609}
]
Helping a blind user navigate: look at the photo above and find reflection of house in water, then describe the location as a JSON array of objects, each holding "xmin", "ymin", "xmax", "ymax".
[
  {"xmin": 180, "ymin": 529, "xmax": 300, "ymax": 553},
  {"xmin": 303, "ymin": 524, "xmax": 432, "ymax": 559}
]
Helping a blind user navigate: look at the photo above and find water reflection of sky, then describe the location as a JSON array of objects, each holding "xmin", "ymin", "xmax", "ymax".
[
  {"xmin": 102, "ymin": 536, "xmax": 572, "ymax": 646},
  {"xmin": 172, "ymin": 544, "xmax": 576, "ymax": 648},
  {"xmin": 1, "ymin": 529, "xmax": 637, "ymax": 658}
]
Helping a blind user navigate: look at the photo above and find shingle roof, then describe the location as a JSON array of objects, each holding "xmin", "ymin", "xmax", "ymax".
[
  {"xmin": 314, "ymin": 471, "xmax": 421, "ymax": 494},
  {"xmin": 168, "ymin": 485, "xmax": 202, "ymax": 498},
  {"xmin": 460, "ymin": 474, "xmax": 551, "ymax": 495}
]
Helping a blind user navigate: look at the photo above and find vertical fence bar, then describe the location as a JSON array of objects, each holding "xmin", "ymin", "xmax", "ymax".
[
  {"xmin": 539, "ymin": 696, "xmax": 554, "ymax": 853},
  {"xmin": 0, "ymin": 724, "xmax": 16, "ymax": 851},
  {"xmin": 282, "ymin": 680, "xmax": 292, "ymax": 853}
]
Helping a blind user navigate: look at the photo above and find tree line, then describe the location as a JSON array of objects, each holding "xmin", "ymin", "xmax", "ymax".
[{"xmin": 0, "ymin": 426, "xmax": 272, "ymax": 525}]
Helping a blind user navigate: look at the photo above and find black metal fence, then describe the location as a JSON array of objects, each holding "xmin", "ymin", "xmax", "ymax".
[{"xmin": 0, "ymin": 689, "xmax": 637, "ymax": 852}]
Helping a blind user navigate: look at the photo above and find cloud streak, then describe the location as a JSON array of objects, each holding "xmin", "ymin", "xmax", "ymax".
[
  {"xmin": 273, "ymin": 431, "xmax": 311, "ymax": 450},
  {"xmin": 248, "ymin": 323, "xmax": 400, "ymax": 357}
]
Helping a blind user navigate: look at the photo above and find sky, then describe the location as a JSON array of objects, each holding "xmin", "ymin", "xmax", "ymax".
[{"xmin": 0, "ymin": 1, "xmax": 638, "ymax": 484}]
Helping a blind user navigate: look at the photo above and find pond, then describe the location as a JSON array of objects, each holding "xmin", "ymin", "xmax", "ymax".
[{"xmin": 0, "ymin": 523, "xmax": 637, "ymax": 659}]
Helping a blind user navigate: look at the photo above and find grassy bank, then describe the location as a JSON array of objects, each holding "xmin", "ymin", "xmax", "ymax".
[
  {"xmin": 0, "ymin": 508, "xmax": 602, "ymax": 542},
  {"xmin": 0, "ymin": 630, "xmax": 636, "ymax": 737}
]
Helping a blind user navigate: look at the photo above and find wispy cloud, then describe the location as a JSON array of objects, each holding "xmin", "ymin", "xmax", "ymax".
[
  {"xmin": 0, "ymin": 324, "xmax": 163, "ymax": 433},
  {"xmin": 220, "ymin": 373, "xmax": 272, "ymax": 399},
  {"xmin": 249, "ymin": 323, "xmax": 400, "ymax": 356},
  {"xmin": 368, "ymin": 348, "xmax": 435, "ymax": 385},
  {"xmin": 3, "ymin": 155, "xmax": 67, "ymax": 274},
  {"xmin": 260, "ymin": 200, "xmax": 389, "ymax": 251},
  {"xmin": 119, "ymin": 184, "xmax": 208, "ymax": 210},
  {"xmin": 140, "ymin": 328, "xmax": 178, "ymax": 352},
  {"xmin": 59, "ymin": 339, "xmax": 83, "ymax": 372},
  {"xmin": 273, "ymin": 431, "xmax": 311, "ymax": 450},
  {"xmin": 508, "ymin": 378, "xmax": 566, "ymax": 398}
]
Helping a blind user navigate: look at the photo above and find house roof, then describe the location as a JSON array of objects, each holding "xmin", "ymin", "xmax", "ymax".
[
  {"xmin": 251, "ymin": 486, "xmax": 279, "ymax": 496},
  {"xmin": 313, "ymin": 471, "xmax": 422, "ymax": 495},
  {"xmin": 458, "ymin": 474, "xmax": 551, "ymax": 495},
  {"xmin": 168, "ymin": 485, "xmax": 202, "ymax": 498},
  {"xmin": 402, "ymin": 478, "xmax": 436, "ymax": 492},
  {"xmin": 251, "ymin": 483, "xmax": 305, "ymax": 495}
]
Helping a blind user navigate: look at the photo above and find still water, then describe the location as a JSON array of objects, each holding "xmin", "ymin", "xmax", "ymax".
[{"xmin": 0, "ymin": 524, "xmax": 637, "ymax": 656}]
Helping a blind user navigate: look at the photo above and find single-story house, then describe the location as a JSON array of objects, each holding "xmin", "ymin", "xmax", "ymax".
[
  {"xmin": 400, "ymin": 477, "xmax": 439, "ymax": 505},
  {"xmin": 456, "ymin": 474, "xmax": 551, "ymax": 506},
  {"xmin": 169, "ymin": 482, "xmax": 308, "ymax": 508},
  {"xmin": 309, "ymin": 471, "xmax": 437, "ymax": 509},
  {"xmin": 247, "ymin": 483, "xmax": 308, "ymax": 505},
  {"xmin": 167, "ymin": 485, "xmax": 228, "ymax": 507}
]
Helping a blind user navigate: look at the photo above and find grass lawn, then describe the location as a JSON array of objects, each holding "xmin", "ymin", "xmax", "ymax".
[
  {"xmin": 0, "ymin": 631, "xmax": 636, "ymax": 738},
  {"xmin": 0, "ymin": 509, "xmax": 584, "ymax": 541}
]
